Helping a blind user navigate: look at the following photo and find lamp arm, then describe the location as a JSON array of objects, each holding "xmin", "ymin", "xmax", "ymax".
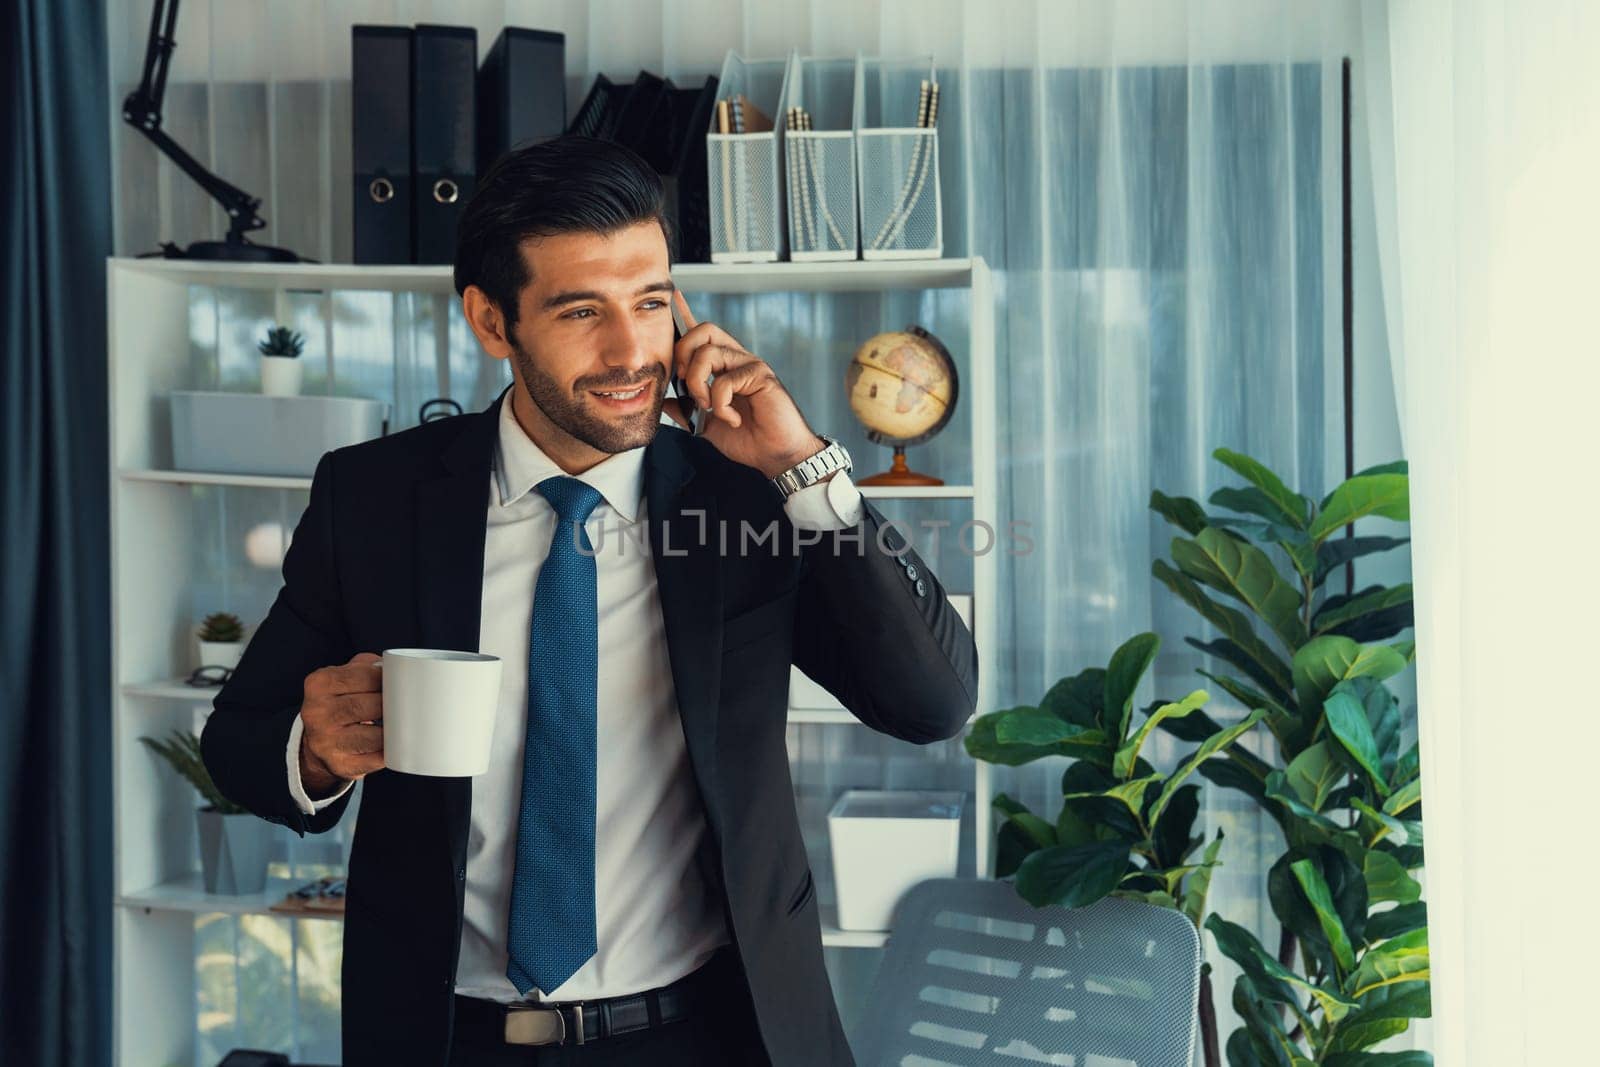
[{"xmin": 119, "ymin": 0, "xmax": 268, "ymax": 242}]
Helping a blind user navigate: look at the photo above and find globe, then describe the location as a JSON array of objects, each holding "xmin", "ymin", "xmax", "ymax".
[{"xmin": 845, "ymin": 325, "xmax": 959, "ymax": 485}]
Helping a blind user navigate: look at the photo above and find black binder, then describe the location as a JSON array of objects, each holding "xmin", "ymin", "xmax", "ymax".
[
  {"xmin": 412, "ymin": 25, "xmax": 477, "ymax": 265},
  {"xmin": 352, "ymin": 26, "xmax": 413, "ymax": 265},
  {"xmin": 567, "ymin": 74, "xmax": 626, "ymax": 141},
  {"xmin": 662, "ymin": 77, "xmax": 718, "ymax": 263},
  {"xmin": 477, "ymin": 27, "xmax": 566, "ymax": 177}
]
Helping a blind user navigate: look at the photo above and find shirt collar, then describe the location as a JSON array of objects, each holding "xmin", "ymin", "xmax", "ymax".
[{"xmin": 493, "ymin": 388, "xmax": 646, "ymax": 523}]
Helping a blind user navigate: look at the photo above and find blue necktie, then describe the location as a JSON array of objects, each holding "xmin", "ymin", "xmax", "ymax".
[{"xmin": 506, "ymin": 475, "xmax": 604, "ymax": 996}]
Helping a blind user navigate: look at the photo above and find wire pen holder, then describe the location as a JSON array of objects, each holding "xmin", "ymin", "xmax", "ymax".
[
  {"xmin": 854, "ymin": 55, "xmax": 944, "ymax": 260},
  {"xmin": 779, "ymin": 54, "xmax": 858, "ymax": 261},
  {"xmin": 706, "ymin": 51, "xmax": 792, "ymax": 263}
]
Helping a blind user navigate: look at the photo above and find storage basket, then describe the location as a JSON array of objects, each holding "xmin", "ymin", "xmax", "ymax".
[{"xmin": 855, "ymin": 55, "xmax": 943, "ymax": 259}]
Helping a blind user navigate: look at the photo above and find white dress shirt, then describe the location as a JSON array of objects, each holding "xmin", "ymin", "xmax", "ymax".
[{"xmin": 284, "ymin": 397, "xmax": 861, "ymax": 1002}]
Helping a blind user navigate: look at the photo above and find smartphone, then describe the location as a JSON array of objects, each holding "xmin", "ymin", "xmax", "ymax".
[{"xmin": 669, "ymin": 293, "xmax": 698, "ymax": 434}]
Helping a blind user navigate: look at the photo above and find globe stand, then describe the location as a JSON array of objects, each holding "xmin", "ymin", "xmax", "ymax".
[{"xmin": 858, "ymin": 445, "xmax": 944, "ymax": 487}]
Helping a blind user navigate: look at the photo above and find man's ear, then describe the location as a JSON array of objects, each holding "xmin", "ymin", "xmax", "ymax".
[{"xmin": 462, "ymin": 285, "xmax": 514, "ymax": 361}]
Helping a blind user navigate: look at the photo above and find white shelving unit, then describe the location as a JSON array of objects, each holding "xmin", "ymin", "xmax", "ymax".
[{"xmin": 109, "ymin": 254, "xmax": 996, "ymax": 1065}]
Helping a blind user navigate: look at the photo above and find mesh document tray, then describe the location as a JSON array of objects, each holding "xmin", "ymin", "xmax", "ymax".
[{"xmin": 851, "ymin": 879, "xmax": 1201, "ymax": 1067}]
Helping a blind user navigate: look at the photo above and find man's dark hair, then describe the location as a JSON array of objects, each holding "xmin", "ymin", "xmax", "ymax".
[{"xmin": 453, "ymin": 136, "xmax": 673, "ymax": 329}]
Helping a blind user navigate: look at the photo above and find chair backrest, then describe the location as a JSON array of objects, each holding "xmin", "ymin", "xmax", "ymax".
[{"xmin": 850, "ymin": 878, "xmax": 1201, "ymax": 1067}]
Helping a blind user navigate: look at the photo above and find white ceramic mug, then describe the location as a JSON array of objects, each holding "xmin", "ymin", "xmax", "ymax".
[{"xmin": 380, "ymin": 648, "xmax": 502, "ymax": 776}]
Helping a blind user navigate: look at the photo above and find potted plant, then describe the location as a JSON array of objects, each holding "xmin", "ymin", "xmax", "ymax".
[
  {"xmin": 971, "ymin": 449, "xmax": 1429, "ymax": 1066},
  {"xmin": 258, "ymin": 324, "xmax": 305, "ymax": 397},
  {"xmin": 196, "ymin": 611, "xmax": 247, "ymax": 670},
  {"xmin": 138, "ymin": 729, "xmax": 272, "ymax": 895}
]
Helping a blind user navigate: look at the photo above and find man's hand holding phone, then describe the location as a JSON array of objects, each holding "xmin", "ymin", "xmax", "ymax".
[
  {"xmin": 298, "ymin": 652, "xmax": 386, "ymax": 798},
  {"xmin": 663, "ymin": 288, "xmax": 828, "ymax": 479}
]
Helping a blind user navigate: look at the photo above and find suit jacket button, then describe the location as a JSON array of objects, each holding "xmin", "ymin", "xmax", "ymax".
[
  {"xmin": 905, "ymin": 563, "xmax": 919, "ymax": 581},
  {"xmin": 457, "ymin": 867, "xmax": 466, "ymax": 881},
  {"xmin": 915, "ymin": 579, "xmax": 927, "ymax": 597}
]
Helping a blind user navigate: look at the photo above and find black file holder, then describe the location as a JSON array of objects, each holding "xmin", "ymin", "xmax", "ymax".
[
  {"xmin": 477, "ymin": 27, "xmax": 566, "ymax": 177},
  {"xmin": 352, "ymin": 25, "xmax": 414, "ymax": 265},
  {"xmin": 413, "ymin": 24, "xmax": 477, "ymax": 265}
]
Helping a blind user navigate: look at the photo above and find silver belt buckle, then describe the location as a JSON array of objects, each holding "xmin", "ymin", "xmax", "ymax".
[{"xmin": 503, "ymin": 1002, "xmax": 585, "ymax": 1046}]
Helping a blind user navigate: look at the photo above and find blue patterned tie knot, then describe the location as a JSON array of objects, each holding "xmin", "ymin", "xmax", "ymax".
[
  {"xmin": 505, "ymin": 474, "xmax": 606, "ymax": 996},
  {"xmin": 536, "ymin": 475, "xmax": 605, "ymax": 526}
]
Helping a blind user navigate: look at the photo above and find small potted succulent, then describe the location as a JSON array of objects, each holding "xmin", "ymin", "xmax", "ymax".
[
  {"xmin": 257, "ymin": 324, "xmax": 305, "ymax": 397},
  {"xmin": 197, "ymin": 611, "xmax": 247, "ymax": 670},
  {"xmin": 138, "ymin": 730, "xmax": 272, "ymax": 894}
]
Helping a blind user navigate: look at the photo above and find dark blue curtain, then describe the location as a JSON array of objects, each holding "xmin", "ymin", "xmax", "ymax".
[{"xmin": 1, "ymin": 1, "xmax": 114, "ymax": 1064}]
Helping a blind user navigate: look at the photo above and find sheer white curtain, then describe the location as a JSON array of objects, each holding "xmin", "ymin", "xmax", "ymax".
[
  {"xmin": 108, "ymin": 0, "xmax": 1370, "ymax": 1055},
  {"xmin": 1361, "ymin": 2, "xmax": 1600, "ymax": 1064}
]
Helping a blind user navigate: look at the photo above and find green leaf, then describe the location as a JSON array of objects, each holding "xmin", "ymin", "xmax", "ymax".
[
  {"xmin": 1285, "ymin": 741, "xmax": 1345, "ymax": 811},
  {"xmin": 1213, "ymin": 448, "xmax": 1311, "ymax": 528},
  {"xmin": 1150, "ymin": 489, "xmax": 1210, "ymax": 536},
  {"xmin": 994, "ymin": 818, "xmax": 1038, "ymax": 878},
  {"xmin": 1147, "ymin": 710, "xmax": 1267, "ymax": 827},
  {"xmin": 996, "ymin": 708, "xmax": 1097, "ymax": 747},
  {"xmin": 1114, "ymin": 688, "xmax": 1208, "ymax": 779},
  {"xmin": 965, "ymin": 709, "xmax": 1111, "ymax": 767},
  {"xmin": 1013, "ymin": 841, "xmax": 1132, "ymax": 908},
  {"xmin": 1007, "ymin": 812, "xmax": 1057, "ymax": 849},
  {"xmin": 1338, "ymin": 975, "xmax": 1430, "ymax": 1048},
  {"xmin": 1155, "ymin": 560, "xmax": 1293, "ymax": 693},
  {"xmin": 1315, "ymin": 535, "xmax": 1412, "ymax": 587},
  {"xmin": 1199, "ymin": 670, "xmax": 1288, "ymax": 719},
  {"xmin": 1104, "ymin": 632, "xmax": 1161, "ymax": 745},
  {"xmin": 1116, "ymin": 888, "xmax": 1179, "ymax": 909},
  {"xmin": 1310, "ymin": 473, "xmax": 1411, "ymax": 541},
  {"xmin": 1384, "ymin": 777, "xmax": 1422, "ymax": 817},
  {"xmin": 1293, "ymin": 637, "xmax": 1407, "ymax": 721},
  {"xmin": 1200, "ymin": 757, "xmax": 1271, "ymax": 805},
  {"xmin": 1365, "ymin": 902, "xmax": 1429, "ymax": 944},
  {"xmin": 1314, "ymin": 584, "xmax": 1414, "ymax": 638},
  {"xmin": 1392, "ymin": 744, "xmax": 1420, "ymax": 790},
  {"xmin": 1325, "ymin": 686, "xmax": 1392, "ymax": 796},
  {"xmin": 1292, "ymin": 858, "xmax": 1357, "ymax": 975},
  {"xmin": 1208, "ymin": 914, "xmax": 1357, "ymax": 1023},
  {"xmin": 1347, "ymin": 927, "xmax": 1430, "ymax": 999},
  {"xmin": 1323, "ymin": 1052, "xmax": 1432, "ymax": 1067},
  {"xmin": 1063, "ymin": 774, "xmax": 1163, "ymax": 819},
  {"xmin": 1264, "ymin": 771, "xmax": 1346, "ymax": 835},
  {"xmin": 1181, "ymin": 830, "xmax": 1225, "ymax": 925},
  {"xmin": 1172, "ymin": 528, "xmax": 1310, "ymax": 650},
  {"xmin": 1040, "ymin": 668, "xmax": 1107, "ymax": 730},
  {"xmin": 1058, "ymin": 761, "xmax": 1143, "ymax": 840},
  {"xmin": 1152, "ymin": 783, "xmax": 1202, "ymax": 869},
  {"xmin": 1188, "ymin": 638, "xmax": 1297, "ymax": 710},
  {"xmin": 1363, "ymin": 850, "xmax": 1422, "ymax": 905},
  {"xmin": 1352, "ymin": 799, "xmax": 1423, "ymax": 849}
]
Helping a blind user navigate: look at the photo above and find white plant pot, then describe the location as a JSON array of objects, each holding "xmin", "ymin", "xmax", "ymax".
[
  {"xmin": 828, "ymin": 790, "xmax": 965, "ymax": 930},
  {"xmin": 197, "ymin": 639, "xmax": 245, "ymax": 671},
  {"xmin": 260, "ymin": 355, "xmax": 304, "ymax": 397}
]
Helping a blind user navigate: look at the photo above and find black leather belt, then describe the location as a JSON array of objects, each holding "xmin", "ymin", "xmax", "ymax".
[{"xmin": 452, "ymin": 946, "xmax": 735, "ymax": 1047}]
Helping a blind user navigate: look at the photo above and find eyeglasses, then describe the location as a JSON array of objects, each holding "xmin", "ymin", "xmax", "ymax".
[{"xmin": 185, "ymin": 665, "xmax": 234, "ymax": 687}]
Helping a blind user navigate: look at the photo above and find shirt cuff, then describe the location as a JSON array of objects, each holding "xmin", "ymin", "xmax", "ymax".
[
  {"xmin": 783, "ymin": 471, "xmax": 864, "ymax": 531},
  {"xmin": 286, "ymin": 713, "xmax": 355, "ymax": 815}
]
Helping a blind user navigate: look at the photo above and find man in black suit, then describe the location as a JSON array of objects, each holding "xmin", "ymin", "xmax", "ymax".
[{"xmin": 201, "ymin": 136, "xmax": 977, "ymax": 1066}]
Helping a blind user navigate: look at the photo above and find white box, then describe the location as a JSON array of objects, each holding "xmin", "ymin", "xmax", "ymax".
[
  {"xmin": 790, "ymin": 593, "xmax": 970, "ymax": 710},
  {"xmin": 170, "ymin": 391, "xmax": 388, "ymax": 477},
  {"xmin": 828, "ymin": 789, "xmax": 965, "ymax": 930}
]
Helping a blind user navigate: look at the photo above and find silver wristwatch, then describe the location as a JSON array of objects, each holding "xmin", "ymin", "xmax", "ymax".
[{"xmin": 771, "ymin": 434, "xmax": 852, "ymax": 499}]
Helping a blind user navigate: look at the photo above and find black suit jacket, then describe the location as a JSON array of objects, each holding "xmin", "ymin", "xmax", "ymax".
[{"xmin": 200, "ymin": 388, "xmax": 979, "ymax": 1066}]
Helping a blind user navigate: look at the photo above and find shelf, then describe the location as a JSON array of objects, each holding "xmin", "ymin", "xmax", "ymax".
[
  {"xmin": 120, "ymin": 873, "xmax": 340, "ymax": 920},
  {"xmin": 122, "ymin": 679, "xmax": 221, "ymax": 702},
  {"xmin": 110, "ymin": 256, "xmax": 978, "ymax": 295},
  {"xmin": 858, "ymin": 485, "xmax": 973, "ymax": 499},
  {"xmin": 120, "ymin": 467, "xmax": 312, "ymax": 490}
]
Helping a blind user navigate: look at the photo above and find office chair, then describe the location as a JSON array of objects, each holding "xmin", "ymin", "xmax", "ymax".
[{"xmin": 850, "ymin": 878, "xmax": 1202, "ymax": 1066}]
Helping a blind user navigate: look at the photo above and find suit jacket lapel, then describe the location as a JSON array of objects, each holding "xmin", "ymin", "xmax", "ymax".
[
  {"xmin": 414, "ymin": 390, "xmax": 500, "ymax": 882},
  {"xmin": 644, "ymin": 428, "xmax": 726, "ymax": 825}
]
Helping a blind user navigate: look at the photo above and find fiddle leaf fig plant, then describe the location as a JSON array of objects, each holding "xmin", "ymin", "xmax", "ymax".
[
  {"xmin": 968, "ymin": 448, "xmax": 1427, "ymax": 1067},
  {"xmin": 1154, "ymin": 450, "xmax": 1427, "ymax": 1065}
]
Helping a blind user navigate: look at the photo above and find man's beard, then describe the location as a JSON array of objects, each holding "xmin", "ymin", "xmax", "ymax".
[{"xmin": 509, "ymin": 336, "xmax": 667, "ymax": 454}]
